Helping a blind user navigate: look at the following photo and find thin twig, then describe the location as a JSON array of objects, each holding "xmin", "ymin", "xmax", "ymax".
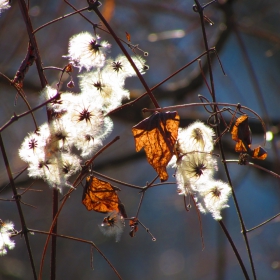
[
  {"xmin": 91, "ymin": 5, "xmax": 160, "ymax": 109},
  {"xmin": 0, "ymin": 72, "xmax": 38, "ymax": 131},
  {"xmin": 193, "ymin": 1, "xmax": 253, "ymax": 278},
  {"xmin": 224, "ymin": 159, "xmax": 280, "ymax": 179},
  {"xmin": 0, "ymin": 134, "xmax": 37, "ymax": 280},
  {"xmin": 91, "ymin": 170, "xmax": 143, "ymax": 190},
  {"xmin": 190, "ymin": 194, "xmax": 205, "ymax": 250},
  {"xmin": 28, "ymin": 229, "xmax": 122, "ymax": 280},
  {"xmin": 246, "ymin": 212, "xmax": 280, "ymax": 233},
  {"xmin": 17, "ymin": 0, "xmax": 47, "ymax": 88},
  {"xmin": 136, "ymin": 176, "xmax": 159, "ymax": 218},
  {"xmin": 51, "ymin": 189, "xmax": 58, "ymax": 280},
  {"xmin": 0, "ymin": 166, "xmax": 28, "ymax": 194},
  {"xmin": 106, "ymin": 48, "xmax": 216, "ymax": 116},
  {"xmin": 39, "ymin": 136, "xmax": 120, "ymax": 280},
  {"xmin": 0, "ymin": 93, "xmax": 60, "ymax": 132},
  {"xmin": 33, "ymin": 7, "xmax": 89, "ymax": 34},
  {"xmin": 234, "ymin": 24, "xmax": 279, "ymax": 162},
  {"xmin": 219, "ymin": 220, "xmax": 250, "ymax": 280}
]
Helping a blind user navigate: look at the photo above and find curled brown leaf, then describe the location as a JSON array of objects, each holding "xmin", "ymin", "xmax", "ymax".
[
  {"xmin": 82, "ymin": 176, "xmax": 120, "ymax": 213},
  {"xmin": 132, "ymin": 111, "xmax": 180, "ymax": 181}
]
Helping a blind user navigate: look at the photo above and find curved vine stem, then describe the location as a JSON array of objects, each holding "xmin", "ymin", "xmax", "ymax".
[
  {"xmin": 219, "ymin": 220, "xmax": 250, "ymax": 279},
  {"xmin": 0, "ymin": 72, "xmax": 38, "ymax": 131},
  {"xmin": 91, "ymin": 4, "xmax": 160, "ymax": 109},
  {"xmin": 28, "ymin": 229, "xmax": 122, "ymax": 279},
  {"xmin": 193, "ymin": 0, "xmax": 253, "ymax": 278},
  {"xmin": 224, "ymin": 159, "xmax": 280, "ymax": 179},
  {"xmin": 38, "ymin": 136, "xmax": 120, "ymax": 280},
  {"xmin": 0, "ymin": 134, "xmax": 37, "ymax": 280}
]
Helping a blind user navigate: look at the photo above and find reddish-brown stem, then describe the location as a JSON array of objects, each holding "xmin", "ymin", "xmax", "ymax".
[
  {"xmin": 194, "ymin": 0, "xmax": 253, "ymax": 278},
  {"xmin": 17, "ymin": 0, "xmax": 47, "ymax": 88},
  {"xmin": 224, "ymin": 160, "xmax": 280, "ymax": 179},
  {"xmin": 33, "ymin": 7, "xmax": 89, "ymax": 34},
  {"xmin": 135, "ymin": 192, "xmax": 145, "ymax": 219},
  {"xmin": 142, "ymin": 102, "xmax": 264, "ymax": 125},
  {"xmin": 219, "ymin": 220, "xmax": 250, "ymax": 280},
  {"xmin": 140, "ymin": 175, "xmax": 159, "ymax": 192},
  {"xmin": 137, "ymin": 220, "xmax": 156, "ymax": 241},
  {"xmin": 0, "ymin": 72, "xmax": 38, "ymax": 131},
  {"xmin": 134, "ymin": 176, "xmax": 159, "ymax": 223},
  {"xmin": 51, "ymin": 189, "xmax": 58, "ymax": 280},
  {"xmin": 190, "ymin": 194, "xmax": 205, "ymax": 250},
  {"xmin": 91, "ymin": 170, "xmax": 143, "ymax": 190},
  {"xmin": 0, "ymin": 134, "xmax": 37, "ymax": 280},
  {"xmin": 12, "ymin": 0, "xmax": 52, "ymax": 278},
  {"xmin": 246, "ymin": 212, "xmax": 280, "ymax": 233},
  {"xmin": 0, "ymin": 92, "xmax": 60, "ymax": 133},
  {"xmin": 64, "ymin": 0, "xmax": 99, "ymax": 27},
  {"xmin": 91, "ymin": 6, "xmax": 160, "ymax": 109},
  {"xmin": 0, "ymin": 166, "xmax": 28, "ymax": 194},
  {"xmin": 28, "ymin": 229, "xmax": 122, "ymax": 280},
  {"xmin": 107, "ymin": 48, "xmax": 216, "ymax": 116},
  {"xmin": 233, "ymin": 24, "xmax": 280, "ymax": 167},
  {"xmin": 39, "ymin": 136, "xmax": 120, "ymax": 280}
]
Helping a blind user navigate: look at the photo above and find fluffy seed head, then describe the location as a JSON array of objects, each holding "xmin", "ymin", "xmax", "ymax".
[
  {"xmin": 0, "ymin": 220, "xmax": 16, "ymax": 256},
  {"xmin": 196, "ymin": 180, "xmax": 232, "ymax": 220},
  {"xmin": 99, "ymin": 211, "xmax": 125, "ymax": 242},
  {"xmin": 64, "ymin": 32, "xmax": 110, "ymax": 71}
]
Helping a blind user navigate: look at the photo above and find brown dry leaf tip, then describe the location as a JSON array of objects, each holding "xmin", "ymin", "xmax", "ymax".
[
  {"xmin": 231, "ymin": 115, "xmax": 251, "ymax": 149},
  {"xmin": 67, "ymin": 80, "xmax": 75, "ymax": 88},
  {"xmin": 82, "ymin": 176, "xmax": 120, "ymax": 213},
  {"xmin": 129, "ymin": 217, "xmax": 139, "ymax": 238},
  {"xmin": 125, "ymin": 31, "xmax": 131, "ymax": 42},
  {"xmin": 65, "ymin": 63, "xmax": 74, "ymax": 73},
  {"xmin": 132, "ymin": 111, "xmax": 180, "ymax": 182},
  {"xmin": 231, "ymin": 115, "xmax": 267, "ymax": 160},
  {"xmin": 118, "ymin": 202, "xmax": 128, "ymax": 218},
  {"xmin": 250, "ymin": 146, "xmax": 267, "ymax": 160}
]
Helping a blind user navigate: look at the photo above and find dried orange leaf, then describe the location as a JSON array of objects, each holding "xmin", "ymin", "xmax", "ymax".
[
  {"xmin": 231, "ymin": 115, "xmax": 251, "ymax": 145},
  {"xmin": 65, "ymin": 63, "xmax": 73, "ymax": 73},
  {"xmin": 125, "ymin": 31, "xmax": 131, "ymax": 42},
  {"xmin": 231, "ymin": 115, "xmax": 267, "ymax": 160},
  {"xmin": 129, "ymin": 217, "xmax": 139, "ymax": 238},
  {"xmin": 82, "ymin": 176, "xmax": 120, "ymax": 213},
  {"xmin": 250, "ymin": 146, "xmax": 267, "ymax": 160},
  {"xmin": 132, "ymin": 111, "xmax": 180, "ymax": 181},
  {"xmin": 234, "ymin": 140, "xmax": 248, "ymax": 153}
]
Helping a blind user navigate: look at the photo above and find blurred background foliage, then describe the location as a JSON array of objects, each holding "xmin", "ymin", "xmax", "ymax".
[{"xmin": 0, "ymin": 0, "xmax": 280, "ymax": 279}]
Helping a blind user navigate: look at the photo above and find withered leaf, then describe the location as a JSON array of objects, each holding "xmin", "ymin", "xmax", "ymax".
[
  {"xmin": 125, "ymin": 31, "xmax": 131, "ymax": 42},
  {"xmin": 65, "ymin": 63, "xmax": 73, "ymax": 73},
  {"xmin": 231, "ymin": 115, "xmax": 267, "ymax": 160},
  {"xmin": 129, "ymin": 217, "xmax": 139, "ymax": 238},
  {"xmin": 132, "ymin": 111, "xmax": 180, "ymax": 181},
  {"xmin": 234, "ymin": 139, "xmax": 248, "ymax": 153},
  {"xmin": 82, "ymin": 176, "xmax": 120, "ymax": 213},
  {"xmin": 231, "ymin": 115, "xmax": 251, "ymax": 146},
  {"xmin": 250, "ymin": 146, "xmax": 267, "ymax": 160}
]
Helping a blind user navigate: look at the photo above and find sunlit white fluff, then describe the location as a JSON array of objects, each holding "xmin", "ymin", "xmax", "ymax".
[
  {"xmin": 19, "ymin": 123, "xmax": 50, "ymax": 164},
  {"xmin": 176, "ymin": 151, "xmax": 217, "ymax": 185},
  {"xmin": 64, "ymin": 32, "xmax": 110, "ymax": 71},
  {"xmin": 0, "ymin": 0, "xmax": 10, "ymax": 14},
  {"xmin": 0, "ymin": 220, "xmax": 16, "ymax": 256},
  {"xmin": 196, "ymin": 180, "xmax": 232, "ymax": 220},
  {"xmin": 103, "ymin": 54, "xmax": 147, "ymax": 82},
  {"xmin": 99, "ymin": 211, "xmax": 125, "ymax": 242},
  {"xmin": 79, "ymin": 69, "xmax": 130, "ymax": 113},
  {"xmin": 27, "ymin": 152, "xmax": 81, "ymax": 192},
  {"xmin": 176, "ymin": 121, "xmax": 215, "ymax": 153},
  {"xmin": 73, "ymin": 116, "xmax": 113, "ymax": 158}
]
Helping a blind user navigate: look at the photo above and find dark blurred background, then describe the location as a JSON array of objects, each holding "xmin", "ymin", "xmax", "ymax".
[{"xmin": 0, "ymin": 0, "xmax": 280, "ymax": 279}]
